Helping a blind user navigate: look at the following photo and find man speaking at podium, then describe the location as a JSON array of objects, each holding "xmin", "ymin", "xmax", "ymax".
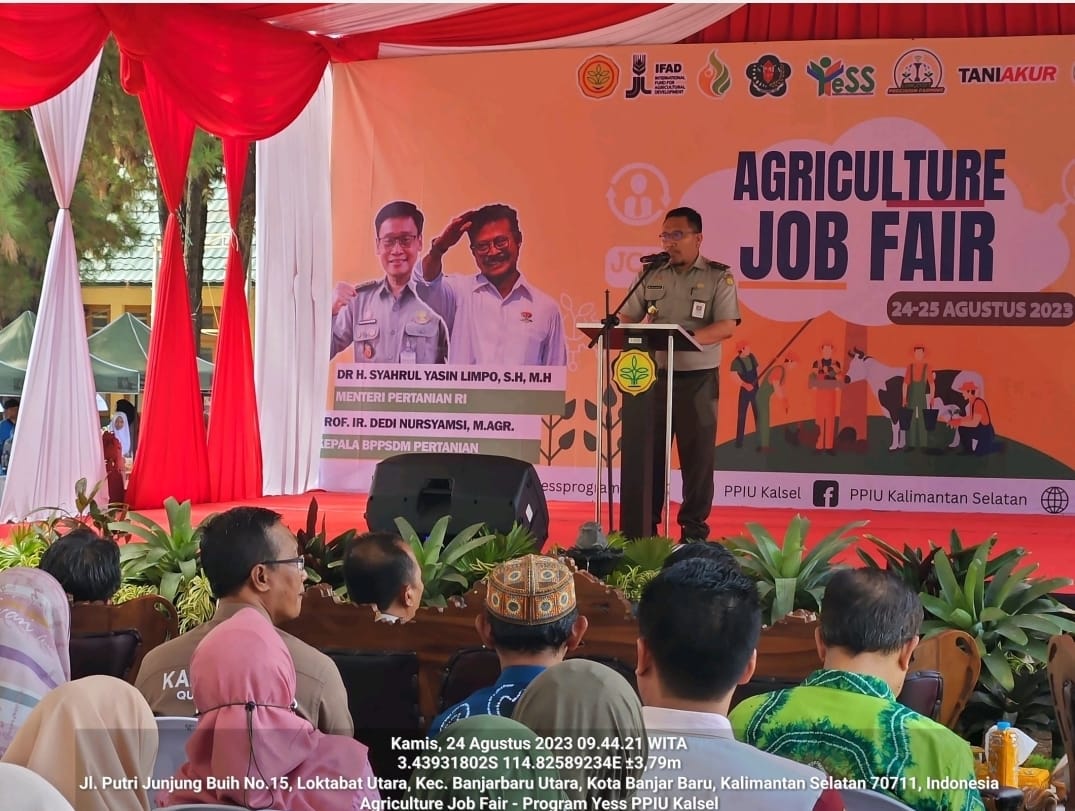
[{"xmin": 618, "ymin": 207, "xmax": 741, "ymax": 542}]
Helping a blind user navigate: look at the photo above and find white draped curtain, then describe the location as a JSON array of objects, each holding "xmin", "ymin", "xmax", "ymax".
[
  {"xmin": 254, "ymin": 69, "xmax": 334, "ymax": 496},
  {"xmin": 0, "ymin": 53, "xmax": 106, "ymax": 521}
]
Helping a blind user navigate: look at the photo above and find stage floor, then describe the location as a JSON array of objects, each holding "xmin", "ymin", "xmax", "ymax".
[{"xmin": 126, "ymin": 491, "xmax": 1073, "ymax": 592}]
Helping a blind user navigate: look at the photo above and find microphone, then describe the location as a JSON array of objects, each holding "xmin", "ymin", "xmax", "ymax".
[{"xmin": 639, "ymin": 252, "xmax": 669, "ymax": 265}]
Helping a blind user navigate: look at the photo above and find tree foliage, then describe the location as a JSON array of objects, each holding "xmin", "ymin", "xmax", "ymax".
[{"xmin": 0, "ymin": 39, "xmax": 157, "ymax": 322}]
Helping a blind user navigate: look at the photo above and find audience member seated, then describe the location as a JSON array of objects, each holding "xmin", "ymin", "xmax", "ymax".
[
  {"xmin": 38, "ymin": 529, "xmax": 121, "ymax": 604},
  {"xmin": 0, "ymin": 397, "xmax": 17, "ymax": 474},
  {"xmin": 1, "ymin": 675, "xmax": 158, "ymax": 811},
  {"xmin": 428, "ymin": 554, "xmax": 588, "ymax": 737},
  {"xmin": 731, "ymin": 568, "xmax": 985, "ymax": 811},
  {"xmin": 515, "ymin": 658, "xmax": 648, "ymax": 806},
  {"xmin": 662, "ymin": 539, "xmax": 741, "ymax": 570},
  {"xmin": 160, "ymin": 607, "xmax": 379, "ymax": 811},
  {"xmin": 136, "ymin": 506, "xmax": 353, "ymax": 735},
  {"xmin": 343, "ymin": 530, "xmax": 424, "ymax": 622},
  {"xmin": 0, "ymin": 763, "xmax": 75, "ymax": 810},
  {"xmin": 637, "ymin": 559, "xmax": 842, "ymax": 811},
  {"xmin": 408, "ymin": 715, "xmax": 570, "ymax": 805},
  {"xmin": 0, "ymin": 568, "xmax": 71, "ymax": 756}
]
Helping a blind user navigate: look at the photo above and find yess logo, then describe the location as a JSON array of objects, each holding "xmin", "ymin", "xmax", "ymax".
[{"xmin": 806, "ymin": 56, "xmax": 876, "ymax": 96}]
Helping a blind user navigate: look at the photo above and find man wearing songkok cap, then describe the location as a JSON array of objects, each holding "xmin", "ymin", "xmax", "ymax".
[{"xmin": 428, "ymin": 554, "xmax": 588, "ymax": 736}]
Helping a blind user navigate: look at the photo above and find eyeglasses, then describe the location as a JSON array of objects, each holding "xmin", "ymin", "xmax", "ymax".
[
  {"xmin": 470, "ymin": 235, "xmax": 512, "ymax": 255},
  {"xmin": 377, "ymin": 234, "xmax": 419, "ymax": 250},
  {"xmin": 658, "ymin": 230, "xmax": 698, "ymax": 242},
  {"xmin": 260, "ymin": 556, "xmax": 306, "ymax": 571}
]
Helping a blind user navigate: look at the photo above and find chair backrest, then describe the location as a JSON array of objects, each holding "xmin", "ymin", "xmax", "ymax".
[
  {"xmin": 908, "ymin": 629, "xmax": 980, "ymax": 728},
  {"xmin": 896, "ymin": 669, "xmax": 943, "ymax": 721},
  {"xmin": 438, "ymin": 646, "xmax": 501, "ymax": 713},
  {"xmin": 323, "ymin": 649, "xmax": 422, "ymax": 797},
  {"xmin": 842, "ymin": 788, "xmax": 916, "ymax": 810},
  {"xmin": 150, "ymin": 717, "xmax": 197, "ymax": 807},
  {"xmin": 728, "ymin": 676, "xmax": 801, "ymax": 711},
  {"xmin": 70, "ymin": 595, "xmax": 180, "ymax": 683},
  {"xmin": 1047, "ymin": 633, "xmax": 1075, "ymax": 794},
  {"xmin": 69, "ymin": 629, "xmax": 141, "ymax": 680}
]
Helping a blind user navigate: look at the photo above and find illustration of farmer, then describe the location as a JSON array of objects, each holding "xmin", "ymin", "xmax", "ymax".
[
  {"xmin": 950, "ymin": 379, "xmax": 996, "ymax": 455},
  {"xmin": 903, "ymin": 345, "xmax": 936, "ymax": 451},
  {"xmin": 756, "ymin": 353, "xmax": 796, "ymax": 453},
  {"xmin": 809, "ymin": 341, "xmax": 842, "ymax": 455},
  {"xmin": 730, "ymin": 341, "xmax": 759, "ymax": 448}
]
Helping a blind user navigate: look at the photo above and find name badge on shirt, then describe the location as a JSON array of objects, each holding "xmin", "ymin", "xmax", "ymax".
[{"xmin": 691, "ymin": 300, "xmax": 706, "ymax": 319}]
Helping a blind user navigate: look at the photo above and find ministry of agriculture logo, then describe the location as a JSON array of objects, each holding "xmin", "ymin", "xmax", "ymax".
[
  {"xmin": 1041, "ymin": 486, "xmax": 1069, "ymax": 514},
  {"xmin": 578, "ymin": 54, "xmax": 620, "ymax": 99},
  {"xmin": 613, "ymin": 350, "xmax": 657, "ymax": 395},
  {"xmin": 699, "ymin": 49, "xmax": 732, "ymax": 98}
]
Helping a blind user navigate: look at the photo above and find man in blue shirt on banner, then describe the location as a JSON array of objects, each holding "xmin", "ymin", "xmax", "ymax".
[{"xmin": 414, "ymin": 203, "xmax": 566, "ymax": 366}]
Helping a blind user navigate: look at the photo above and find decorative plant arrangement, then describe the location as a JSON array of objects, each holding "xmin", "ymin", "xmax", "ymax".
[{"xmin": 393, "ymin": 515, "xmax": 495, "ymax": 608}]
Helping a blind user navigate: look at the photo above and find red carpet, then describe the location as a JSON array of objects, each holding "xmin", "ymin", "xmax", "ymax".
[{"xmin": 122, "ymin": 491, "xmax": 1073, "ymax": 592}]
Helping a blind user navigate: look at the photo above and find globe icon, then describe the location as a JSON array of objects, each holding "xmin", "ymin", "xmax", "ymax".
[{"xmin": 1040, "ymin": 486, "xmax": 1069, "ymax": 514}]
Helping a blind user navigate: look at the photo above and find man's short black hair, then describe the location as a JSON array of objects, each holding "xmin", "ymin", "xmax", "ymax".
[
  {"xmin": 2, "ymin": 398, "xmax": 18, "ymax": 411},
  {"xmin": 467, "ymin": 203, "xmax": 522, "ymax": 244},
  {"xmin": 665, "ymin": 206, "xmax": 702, "ymax": 233},
  {"xmin": 199, "ymin": 507, "xmax": 284, "ymax": 599},
  {"xmin": 639, "ymin": 559, "xmax": 760, "ymax": 700},
  {"xmin": 820, "ymin": 568, "xmax": 923, "ymax": 655},
  {"xmin": 38, "ymin": 528, "xmax": 121, "ymax": 602},
  {"xmin": 662, "ymin": 540, "xmax": 740, "ymax": 571},
  {"xmin": 343, "ymin": 531, "xmax": 416, "ymax": 611},
  {"xmin": 486, "ymin": 610, "xmax": 577, "ymax": 654},
  {"xmin": 375, "ymin": 201, "xmax": 424, "ymax": 237}
]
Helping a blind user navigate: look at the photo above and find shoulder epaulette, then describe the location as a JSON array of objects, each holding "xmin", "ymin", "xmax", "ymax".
[
  {"xmin": 707, "ymin": 260, "xmax": 731, "ymax": 273},
  {"xmin": 355, "ymin": 279, "xmax": 381, "ymax": 291}
]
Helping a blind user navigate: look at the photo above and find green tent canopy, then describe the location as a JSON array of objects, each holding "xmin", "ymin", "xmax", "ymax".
[
  {"xmin": 0, "ymin": 311, "xmax": 143, "ymax": 394},
  {"xmin": 88, "ymin": 312, "xmax": 213, "ymax": 391}
]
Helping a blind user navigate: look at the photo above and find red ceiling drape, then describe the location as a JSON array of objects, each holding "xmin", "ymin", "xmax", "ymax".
[
  {"xmin": 207, "ymin": 138, "xmax": 263, "ymax": 502},
  {"xmin": 124, "ymin": 67, "xmax": 210, "ymax": 510},
  {"xmin": 685, "ymin": 2, "xmax": 1075, "ymax": 43}
]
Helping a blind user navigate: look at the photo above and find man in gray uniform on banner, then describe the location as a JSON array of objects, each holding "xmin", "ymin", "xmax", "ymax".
[
  {"xmin": 331, "ymin": 200, "xmax": 449, "ymax": 364},
  {"xmin": 619, "ymin": 206, "xmax": 740, "ymax": 541}
]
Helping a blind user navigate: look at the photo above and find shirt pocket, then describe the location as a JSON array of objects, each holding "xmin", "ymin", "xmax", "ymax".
[
  {"xmin": 404, "ymin": 320, "xmax": 441, "ymax": 364},
  {"xmin": 355, "ymin": 322, "xmax": 379, "ymax": 362}
]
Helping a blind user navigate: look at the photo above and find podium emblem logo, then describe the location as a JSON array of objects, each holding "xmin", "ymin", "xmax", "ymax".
[{"xmin": 613, "ymin": 350, "xmax": 657, "ymax": 396}]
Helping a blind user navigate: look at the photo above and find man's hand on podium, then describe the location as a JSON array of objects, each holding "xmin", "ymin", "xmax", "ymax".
[{"xmin": 601, "ymin": 315, "xmax": 620, "ymax": 329}]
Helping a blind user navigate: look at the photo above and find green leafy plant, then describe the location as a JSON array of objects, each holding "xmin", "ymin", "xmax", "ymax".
[
  {"xmin": 959, "ymin": 665, "xmax": 1060, "ymax": 749},
  {"xmin": 113, "ymin": 497, "xmax": 204, "ymax": 604},
  {"xmin": 112, "ymin": 583, "xmax": 159, "ymax": 604},
  {"xmin": 0, "ymin": 524, "xmax": 51, "ymax": 569},
  {"xmin": 294, "ymin": 497, "xmax": 354, "ymax": 589},
  {"xmin": 175, "ymin": 573, "xmax": 216, "ymax": 632},
  {"xmin": 66, "ymin": 477, "xmax": 128, "ymax": 538},
  {"xmin": 452, "ymin": 522, "xmax": 539, "ymax": 586},
  {"xmin": 394, "ymin": 516, "xmax": 495, "ymax": 608},
  {"xmin": 726, "ymin": 516, "xmax": 867, "ymax": 626},
  {"xmin": 617, "ymin": 536, "xmax": 676, "ymax": 572},
  {"xmin": 919, "ymin": 539, "xmax": 1075, "ymax": 696},
  {"xmin": 607, "ymin": 564, "xmax": 659, "ymax": 602}
]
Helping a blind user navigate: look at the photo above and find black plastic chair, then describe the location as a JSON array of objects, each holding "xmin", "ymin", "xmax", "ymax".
[
  {"xmin": 438, "ymin": 646, "xmax": 501, "ymax": 713},
  {"xmin": 896, "ymin": 669, "xmax": 943, "ymax": 720}
]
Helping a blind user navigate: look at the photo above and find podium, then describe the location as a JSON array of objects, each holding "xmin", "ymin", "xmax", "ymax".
[{"xmin": 577, "ymin": 323, "xmax": 702, "ymax": 539}]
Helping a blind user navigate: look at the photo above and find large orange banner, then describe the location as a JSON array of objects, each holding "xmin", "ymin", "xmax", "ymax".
[{"xmin": 325, "ymin": 35, "xmax": 1075, "ymax": 518}]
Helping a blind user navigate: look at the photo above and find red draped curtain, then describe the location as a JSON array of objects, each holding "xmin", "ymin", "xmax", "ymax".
[
  {"xmin": 123, "ymin": 67, "xmax": 210, "ymax": 509},
  {"xmin": 207, "ymin": 139, "xmax": 263, "ymax": 502}
]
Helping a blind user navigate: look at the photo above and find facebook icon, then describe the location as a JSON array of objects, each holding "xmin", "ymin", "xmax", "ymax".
[{"xmin": 812, "ymin": 480, "xmax": 840, "ymax": 508}]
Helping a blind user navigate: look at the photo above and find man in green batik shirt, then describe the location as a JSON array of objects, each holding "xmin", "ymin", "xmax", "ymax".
[{"xmin": 730, "ymin": 569, "xmax": 985, "ymax": 811}]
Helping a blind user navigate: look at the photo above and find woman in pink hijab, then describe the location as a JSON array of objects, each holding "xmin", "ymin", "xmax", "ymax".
[
  {"xmin": 160, "ymin": 606, "xmax": 379, "ymax": 811},
  {"xmin": 0, "ymin": 568, "xmax": 71, "ymax": 756}
]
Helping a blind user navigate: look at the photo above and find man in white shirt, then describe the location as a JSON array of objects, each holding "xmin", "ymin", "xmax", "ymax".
[
  {"xmin": 414, "ymin": 203, "xmax": 566, "ymax": 366},
  {"xmin": 635, "ymin": 558, "xmax": 844, "ymax": 811},
  {"xmin": 342, "ymin": 531, "xmax": 424, "ymax": 623}
]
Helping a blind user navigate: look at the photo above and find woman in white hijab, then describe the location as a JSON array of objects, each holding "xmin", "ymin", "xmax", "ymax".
[
  {"xmin": 0, "ymin": 763, "xmax": 74, "ymax": 810},
  {"xmin": 108, "ymin": 413, "xmax": 131, "ymax": 457}
]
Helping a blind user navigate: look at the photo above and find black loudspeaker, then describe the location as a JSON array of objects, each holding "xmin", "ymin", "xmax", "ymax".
[{"xmin": 365, "ymin": 453, "xmax": 549, "ymax": 542}]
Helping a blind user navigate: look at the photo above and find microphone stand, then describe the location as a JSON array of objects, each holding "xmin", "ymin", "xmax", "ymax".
[{"xmin": 589, "ymin": 256, "xmax": 666, "ymax": 532}]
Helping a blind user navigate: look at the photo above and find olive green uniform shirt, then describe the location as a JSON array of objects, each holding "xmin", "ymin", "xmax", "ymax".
[{"xmin": 622, "ymin": 254, "xmax": 741, "ymax": 371}]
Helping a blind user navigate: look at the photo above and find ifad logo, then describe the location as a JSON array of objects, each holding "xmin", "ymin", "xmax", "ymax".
[
  {"xmin": 698, "ymin": 49, "xmax": 732, "ymax": 98},
  {"xmin": 806, "ymin": 56, "xmax": 876, "ymax": 96}
]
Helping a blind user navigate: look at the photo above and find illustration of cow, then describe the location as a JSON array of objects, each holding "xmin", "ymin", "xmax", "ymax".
[{"xmin": 845, "ymin": 349, "xmax": 982, "ymax": 451}]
